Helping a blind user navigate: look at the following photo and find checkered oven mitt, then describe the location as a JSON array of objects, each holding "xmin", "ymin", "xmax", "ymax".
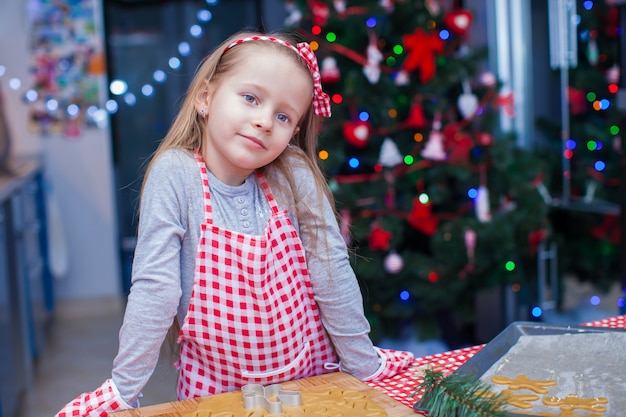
[
  {"xmin": 55, "ymin": 379, "xmax": 134, "ymax": 417},
  {"xmin": 362, "ymin": 347, "xmax": 414, "ymax": 382}
]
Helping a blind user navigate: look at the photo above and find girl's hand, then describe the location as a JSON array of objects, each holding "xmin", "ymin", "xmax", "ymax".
[
  {"xmin": 362, "ymin": 347, "xmax": 415, "ymax": 382},
  {"xmin": 55, "ymin": 379, "xmax": 134, "ymax": 417}
]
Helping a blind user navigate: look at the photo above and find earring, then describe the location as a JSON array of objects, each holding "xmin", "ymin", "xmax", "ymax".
[{"xmin": 200, "ymin": 108, "xmax": 206, "ymax": 118}]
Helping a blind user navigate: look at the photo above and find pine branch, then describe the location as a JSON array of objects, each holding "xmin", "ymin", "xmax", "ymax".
[{"xmin": 411, "ymin": 369, "xmax": 507, "ymax": 417}]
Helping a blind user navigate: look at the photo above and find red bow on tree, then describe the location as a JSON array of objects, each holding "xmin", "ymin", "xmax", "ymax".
[
  {"xmin": 401, "ymin": 28, "xmax": 445, "ymax": 83},
  {"xmin": 369, "ymin": 224, "xmax": 393, "ymax": 251}
]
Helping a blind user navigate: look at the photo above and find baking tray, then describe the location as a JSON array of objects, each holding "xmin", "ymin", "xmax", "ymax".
[{"xmin": 415, "ymin": 321, "xmax": 626, "ymax": 417}]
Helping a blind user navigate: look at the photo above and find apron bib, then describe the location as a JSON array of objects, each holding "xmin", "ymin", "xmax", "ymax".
[{"xmin": 176, "ymin": 153, "xmax": 336, "ymax": 399}]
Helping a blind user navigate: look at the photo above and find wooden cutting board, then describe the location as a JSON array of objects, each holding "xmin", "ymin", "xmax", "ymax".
[{"xmin": 110, "ymin": 372, "xmax": 416, "ymax": 417}]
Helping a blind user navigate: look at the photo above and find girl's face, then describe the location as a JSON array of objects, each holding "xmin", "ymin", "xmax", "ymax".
[{"xmin": 200, "ymin": 49, "xmax": 313, "ymax": 186}]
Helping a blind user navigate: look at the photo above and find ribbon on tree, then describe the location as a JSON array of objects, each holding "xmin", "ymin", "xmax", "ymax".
[{"xmin": 401, "ymin": 28, "xmax": 445, "ymax": 83}]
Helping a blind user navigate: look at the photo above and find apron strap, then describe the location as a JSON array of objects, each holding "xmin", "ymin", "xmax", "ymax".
[
  {"xmin": 255, "ymin": 171, "xmax": 280, "ymax": 215},
  {"xmin": 194, "ymin": 150, "xmax": 213, "ymax": 224}
]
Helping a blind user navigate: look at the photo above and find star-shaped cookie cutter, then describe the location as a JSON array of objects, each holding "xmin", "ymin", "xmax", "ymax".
[{"xmin": 241, "ymin": 383, "xmax": 302, "ymax": 414}]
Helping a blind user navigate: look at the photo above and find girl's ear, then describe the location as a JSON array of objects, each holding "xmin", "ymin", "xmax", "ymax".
[{"xmin": 194, "ymin": 80, "xmax": 212, "ymax": 115}]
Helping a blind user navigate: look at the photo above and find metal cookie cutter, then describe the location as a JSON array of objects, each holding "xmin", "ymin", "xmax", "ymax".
[{"xmin": 241, "ymin": 383, "xmax": 302, "ymax": 414}]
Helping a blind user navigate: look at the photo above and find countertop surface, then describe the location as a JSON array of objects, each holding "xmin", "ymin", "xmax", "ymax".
[{"xmin": 110, "ymin": 372, "xmax": 416, "ymax": 417}]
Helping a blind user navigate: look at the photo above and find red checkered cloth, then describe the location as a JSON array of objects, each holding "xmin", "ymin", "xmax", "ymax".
[
  {"xmin": 55, "ymin": 379, "xmax": 133, "ymax": 417},
  {"xmin": 367, "ymin": 314, "xmax": 626, "ymax": 409}
]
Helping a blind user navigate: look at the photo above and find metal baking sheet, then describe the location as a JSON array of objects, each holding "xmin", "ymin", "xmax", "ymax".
[{"xmin": 415, "ymin": 321, "xmax": 626, "ymax": 417}]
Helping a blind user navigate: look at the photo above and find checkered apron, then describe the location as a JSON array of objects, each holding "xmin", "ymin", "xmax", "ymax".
[{"xmin": 175, "ymin": 154, "xmax": 336, "ymax": 399}]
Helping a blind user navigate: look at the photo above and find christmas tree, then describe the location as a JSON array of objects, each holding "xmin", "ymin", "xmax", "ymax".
[
  {"xmin": 536, "ymin": 0, "xmax": 622, "ymax": 293},
  {"xmin": 283, "ymin": 0, "xmax": 550, "ymax": 345}
]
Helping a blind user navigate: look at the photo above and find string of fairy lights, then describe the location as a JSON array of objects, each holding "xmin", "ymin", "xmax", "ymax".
[
  {"xmin": 0, "ymin": 0, "xmax": 220, "ymax": 129},
  {"xmin": 0, "ymin": 0, "xmax": 622, "ymax": 315}
]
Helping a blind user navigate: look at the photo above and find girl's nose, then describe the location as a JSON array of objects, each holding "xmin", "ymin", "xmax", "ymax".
[{"xmin": 253, "ymin": 110, "xmax": 273, "ymax": 132}]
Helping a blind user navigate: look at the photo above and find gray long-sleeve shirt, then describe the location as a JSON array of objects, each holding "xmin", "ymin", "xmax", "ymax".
[{"xmin": 111, "ymin": 148, "xmax": 379, "ymax": 405}]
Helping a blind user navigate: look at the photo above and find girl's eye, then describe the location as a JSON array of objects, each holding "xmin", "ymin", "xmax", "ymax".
[
  {"xmin": 243, "ymin": 94, "xmax": 257, "ymax": 104},
  {"xmin": 276, "ymin": 114, "xmax": 289, "ymax": 123}
]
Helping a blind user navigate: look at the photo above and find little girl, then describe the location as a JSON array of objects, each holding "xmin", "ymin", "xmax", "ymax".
[{"xmin": 56, "ymin": 31, "xmax": 413, "ymax": 416}]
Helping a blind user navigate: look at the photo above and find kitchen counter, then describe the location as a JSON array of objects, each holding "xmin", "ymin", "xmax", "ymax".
[{"xmin": 110, "ymin": 314, "xmax": 626, "ymax": 417}]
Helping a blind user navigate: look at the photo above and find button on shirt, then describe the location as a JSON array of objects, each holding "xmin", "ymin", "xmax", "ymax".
[{"xmin": 208, "ymin": 171, "xmax": 273, "ymax": 233}]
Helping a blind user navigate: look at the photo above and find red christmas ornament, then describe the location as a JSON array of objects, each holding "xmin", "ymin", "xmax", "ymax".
[
  {"xmin": 442, "ymin": 121, "xmax": 461, "ymax": 142},
  {"xmin": 476, "ymin": 132, "xmax": 494, "ymax": 146},
  {"xmin": 446, "ymin": 132, "xmax": 473, "ymax": 165},
  {"xmin": 309, "ymin": 0, "xmax": 330, "ymax": 26},
  {"xmin": 321, "ymin": 56, "xmax": 340, "ymax": 84},
  {"xmin": 442, "ymin": 122, "xmax": 473, "ymax": 163},
  {"xmin": 402, "ymin": 102, "xmax": 426, "ymax": 129},
  {"xmin": 443, "ymin": 9, "xmax": 473, "ymax": 37},
  {"xmin": 369, "ymin": 224, "xmax": 392, "ymax": 251},
  {"xmin": 528, "ymin": 228, "xmax": 547, "ymax": 256},
  {"xmin": 407, "ymin": 199, "xmax": 438, "ymax": 235},
  {"xmin": 567, "ymin": 87, "xmax": 587, "ymax": 115},
  {"xmin": 401, "ymin": 28, "xmax": 445, "ymax": 83},
  {"xmin": 342, "ymin": 120, "xmax": 371, "ymax": 148}
]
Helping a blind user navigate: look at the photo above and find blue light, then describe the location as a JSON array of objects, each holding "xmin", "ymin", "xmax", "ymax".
[
  {"xmin": 197, "ymin": 9, "xmax": 212, "ymax": 22},
  {"xmin": 105, "ymin": 99, "xmax": 119, "ymax": 114},
  {"xmin": 580, "ymin": 30, "xmax": 590, "ymax": 41},
  {"xmin": 66, "ymin": 104, "xmax": 80, "ymax": 118},
  {"xmin": 358, "ymin": 111, "xmax": 369, "ymax": 121},
  {"xmin": 190, "ymin": 24, "xmax": 203, "ymax": 38},
  {"xmin": 467, "ymin": 188, "xmax": 478, "ymax": 199},
  {"xmin": 590, "ymin": 295, "xmax": 601, "ymax": 306},
  {"xmin": 168, "ymin": 57, "xmax": 181, "ymax": 70},
  {"xmin": 566, "ymin": 139, "xmax": 577, "ymax": 150},
  {"xmin": 595, "ymin": 141, "xmax": 603, "ymax": 150},
  {"xmin": 472, "ymin": 147, "xmax": 482, "ymax": 157},
  {"xmin": 178, "ymin": 41, "xmax": 191, "ymax": 56},
  {"xmin": 400, "ymin": 290, "xmax": 410, "ymax": 301},
  {"xmin": 124, "ymin": 93, "xmax": 137, "ymax": 106},
  {"xmin": 583, "ymin": 1, "xmax": 593, "ymax": 11},
  {"xmin": 109, "ymin": 79, "xmax": 128, "ymax": 95},
  {"xmin": 439, "ymin": 30, "xmax": 450, "ymax": 40},
  {"xmin": 594, "ymin": 160, "xmax": 606, "ymax": 171},
  {"xmin": 206, "ymin": 0, "xmax": 218, "ymax": 5},
  {"xmin": 46, "ymin": 98, "xmax": 59, "ymax": 112},
  {"xmin": 24, "ymin": 89, "xmax": 38, "ymax": 103},
  {"xmin": 366, "ymin": 17, "xmax": 377, "ymax": 28},
  {"xmin": 618, "ymin": 298, "xmax": 625, "ymax": 308},
  {"xmin": 153, "ymin": 70, "xmax": 167, "ymax": 83},
  {"xmin": 348, "ymin": 158, "xmax": 360, "ymax": 169},
  {"xmin": 141, "ymin": 84, "xmax": 155, "ymax": 97},
  {"xmin": 531, "ymin": 306, "xmax": 543, "ymax": 318},
  {"xmin": 600, "ymin": 99, "xmax": 610, "ymax": 110}
]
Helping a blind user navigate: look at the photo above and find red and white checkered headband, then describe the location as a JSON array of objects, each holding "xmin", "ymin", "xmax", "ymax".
[{"xmin": 224, "ymin": 36, "xmax": 331, "ymax": 118}]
